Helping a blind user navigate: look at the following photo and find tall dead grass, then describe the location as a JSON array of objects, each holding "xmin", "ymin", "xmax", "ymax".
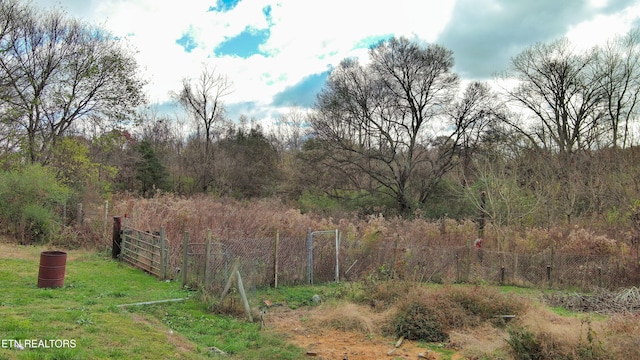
[
  {"xmin": 107, "ymin": 194, "xmax": 480, "ymax": 248},
  {"xmin": 67, "ymin": 194, "xmax": 637, "ymax": 289},
  {"xmin": 106, "ymin": 194, "xmax": 633, "ymax": 256},
  {"xmin": 106, "ymin": 194, "xmax": 480, "ymax": 279}
]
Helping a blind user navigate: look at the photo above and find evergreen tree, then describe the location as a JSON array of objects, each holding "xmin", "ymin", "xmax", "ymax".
[{"xmin": 134, "ymin": 140, "xmax": 168, "ymax": 197}]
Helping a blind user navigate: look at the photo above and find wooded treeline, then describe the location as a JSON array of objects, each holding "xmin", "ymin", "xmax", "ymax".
[{"xmin": 2, "ymin": 0, "xmax": 640, "ymax": 241}]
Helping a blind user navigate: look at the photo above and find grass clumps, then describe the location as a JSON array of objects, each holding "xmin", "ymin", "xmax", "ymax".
[
  {"xmin": 392, "ymin": 285, "xmax": 526, "ymax": 342},
  {"xmin": 506, "ymin": 322, "xmax": 614, "ymax": 360},
  {"xmin": 313, "ymin": 303, "xmax": 377, "ymax": 334}
]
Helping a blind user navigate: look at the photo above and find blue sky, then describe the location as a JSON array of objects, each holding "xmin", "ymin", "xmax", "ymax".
[{"xmin": 32, "ymin": 0, "xmax": 640, "ymax": 126}]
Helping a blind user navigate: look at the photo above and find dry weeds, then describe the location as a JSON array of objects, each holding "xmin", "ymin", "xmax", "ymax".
[
  {"xmin": 449, "ymin": 324, "xmax": 510, "ymax": 358},
  {"xmin": 518, "ymin": 303, "xmax": 586, "ymax": 349},
  {"xmin": 544, "ymin": 287, "xmax": 640, "ymax": 314},
  {"xmin": 309, "ymin": 303, "xmax": 388, "ymax": 335}
]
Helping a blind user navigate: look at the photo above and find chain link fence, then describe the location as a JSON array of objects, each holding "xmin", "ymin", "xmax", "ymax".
[
  {"xmin": 96, "ymin": 201, "xmax": 640, "ymax": 295},
  {"xmin": 171, "ymin": 229, "xmax": 639, "ymax": 295},
  {"xmin": 178, "ymin": 232, "xmax": 308, "ymax": 293},
  {"xmin": 348, "ymin": 242, "xmax": 638, "ymax": 290}
]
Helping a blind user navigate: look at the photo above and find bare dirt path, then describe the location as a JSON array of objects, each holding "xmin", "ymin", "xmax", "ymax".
[{"xmin": 265, "ymin": 306, "xmax": 465, "ymax": 360}]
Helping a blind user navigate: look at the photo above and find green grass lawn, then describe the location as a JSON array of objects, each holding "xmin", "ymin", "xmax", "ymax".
[{"xmin": 0, "ymin": 245, "xmax": 302, "ymax": 360}]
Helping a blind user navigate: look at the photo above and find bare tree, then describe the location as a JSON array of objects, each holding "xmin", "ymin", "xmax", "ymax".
[
  {"xmin": 597, "ymin": 28, "xmax": 640, "ymax": 148},
  {"xmin": 312, "ymin": 37, "xmax": 465, "ymax": 215},
  {"xmin": 174, "ymin": 64, "xmax": 231, "ymax": 150},
  {"xmin": 172, "ymin": 64, "xmax": 232, "ymax": 192},
  {"xmin": 429, "ymin": 81, "xmax": 503, "ymax": 192},
  {"xmin": 502, "ymin": 38, "xmax": 605, "ymax": 155},
  {"xmin": 500, "ymin": 38, "xmax": 615, "ymax": 223},
  {"xmin": 271, "ymin": 107, "xmax": 308, "ymax": 153},
  {"xmin": 0, "ymin": 3, "xmax": 147, "ymax": 164}
]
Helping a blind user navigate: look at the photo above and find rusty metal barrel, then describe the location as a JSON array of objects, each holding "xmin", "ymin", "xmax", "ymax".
[{"xmin": 37, "ymin": 251, "xmax": 67, "ymax": 288}]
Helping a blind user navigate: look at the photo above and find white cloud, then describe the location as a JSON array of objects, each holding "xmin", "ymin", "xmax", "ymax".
[
  {"xmin": 566, "ymin": 3, "xmax": 640, "ymax": 50},
  {"xmin": 32, "ymin": 0, "xmax": 640, "ymax": 125},
  {"xmin": 31, "ymin": 0, "xmax": 456, "ymax": 119}
]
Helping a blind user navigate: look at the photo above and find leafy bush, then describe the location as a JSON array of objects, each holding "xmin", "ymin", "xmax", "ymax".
[
  {"xmin": 0, "ymin": 165, "xmax": 71, "ymax": 243},
  {"xmin": 21, "ymin": 204, "xmax": 58, "ymax": 244},
  {"xmin": 394, "ymin": 301, "xmax": 449, "ymax": 342},
  {"xmin": 507, "ymin": 327, "xmax": 546, "ymax": 360}
]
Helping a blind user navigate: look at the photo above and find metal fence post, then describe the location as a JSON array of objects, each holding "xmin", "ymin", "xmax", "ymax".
[
  {"xmin": 182, "ymin": 232, "xmax": 189, "ymax": 288},
  {"xmin": 466, "ymin": 239, "xmax": 471, "ymax": 282},
  {"xmin": 597, "ymin": 266, "xmax": 602, "ymax": 288},
  {"xmin": 204, "ymin": 230, "xmax": 212, "ymax": 288},
  {"xmin": 335, "ymin": 229, "xmax": 339, "ymax": 283},
  {"xmin": 136, "ymin": 231, "xmax": 141, "ymax": 261},
  {"xmin": 273, "ymin": 229, "xmax": 279, "ymax": 288},
  {"xmin": 160, "ymin": 227, "xmax": 166, "ymax": 280},
  {"xmin": 150, "ymin": 232, "xmax": 155, "ymax": 275},
  {"xmin": 307, "ymin": 228, "xmax": 313, "ymax": 285}
]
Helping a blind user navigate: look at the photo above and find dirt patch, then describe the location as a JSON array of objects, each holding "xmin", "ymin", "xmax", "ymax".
[
  {"xmin": 0, "ymin": 241, "xmax": 41, "ymax": 260},
  {"xmin": 265, "ymin": 305, "xmax": 464, "ymax": 360}
]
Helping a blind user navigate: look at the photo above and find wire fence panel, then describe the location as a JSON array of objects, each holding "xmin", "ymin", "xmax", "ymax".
[
  {"xmin": 106, "ymin": 214, "xmax": 640, "ymax": 295},
  {"xmin": 179, "ymin": 234, "xmax": 310, "ymax": 293},
  {"xmin": 169, "ymin": 229, "xmax": 640, "ymax": 294},
  {"xmin": 276, "ymin": 236, "xmax": 308, "ymax": 286}
]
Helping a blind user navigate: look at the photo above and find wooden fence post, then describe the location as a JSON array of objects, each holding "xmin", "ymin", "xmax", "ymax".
[
  {"xmin": 112, "ymin": 217, "xmax": 122, "ymax": 259},
  {"xmin": 103, "ymin": 200, "xmax": 109, "ymax": 235},
  {"xmin": 77, "ymin": 203, "xmax": 83, "ymax": 225},
  {"xmin": 236, "ymin": 271, "xmax": 253, "ymax": 322},
  {"xmin": 182, "ymin": 232, "xmax": 189, "ymax": 288},
  {"xmin": 220, "ymin": 261, "xmax": 240, "ymax": 301}
]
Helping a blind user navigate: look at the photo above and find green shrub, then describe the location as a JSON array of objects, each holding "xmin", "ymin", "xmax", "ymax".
[
  {"xmin": 0, "ymin": 164, "xmax": 71, "ymax": 243},
  {"xmin": 394, "ymin": 301, "xmax": 449, "ymax": 342},
  {"xmin": 21, "ymin": 204, "xmax": 58, "ymax": 244},
  {"xmin": 507, "ymin": 327, "xmax": 545, "ymax": 360},
  {"xmin": 392, "ymin": 286, "xmax": 527, "ymax": 343}
]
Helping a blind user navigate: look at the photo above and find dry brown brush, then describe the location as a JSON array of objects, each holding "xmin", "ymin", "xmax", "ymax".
[
  {"xmin": 392, "ymin": 286, "xmax": 526, "ymax": 342},
  {"xmin": 71, "ymin": 194, "xmax": 639, "ymax": 291}
]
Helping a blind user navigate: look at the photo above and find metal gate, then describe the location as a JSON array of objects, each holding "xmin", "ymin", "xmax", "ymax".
[{"xmin": 121, "ymin": 227, "xmax": 169, "ymax": 279}]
